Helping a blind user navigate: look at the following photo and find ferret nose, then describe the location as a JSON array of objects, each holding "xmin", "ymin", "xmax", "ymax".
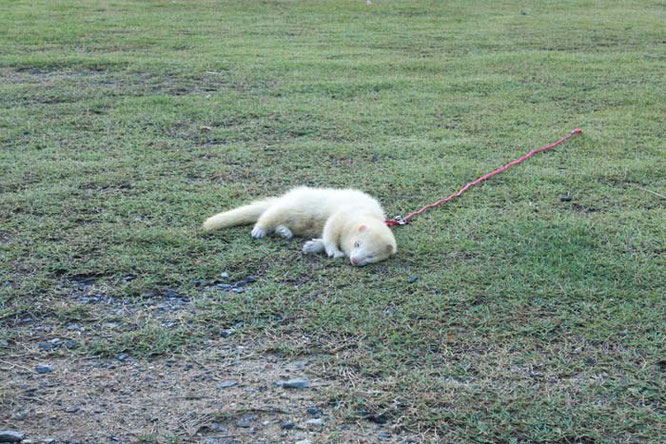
[{"xmin": 350, "ymin": 257, "xmax": 359, "ymax": 266}]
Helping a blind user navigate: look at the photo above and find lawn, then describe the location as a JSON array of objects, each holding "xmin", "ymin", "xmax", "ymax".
[{"xmin": 1, "ymin": 0, "xmax": 664, "ymax": 442}]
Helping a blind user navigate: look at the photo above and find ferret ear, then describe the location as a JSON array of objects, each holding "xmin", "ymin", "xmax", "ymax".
[{"xmin": 358, "ymin": 224, "xmax": 366, "ymax": 232}]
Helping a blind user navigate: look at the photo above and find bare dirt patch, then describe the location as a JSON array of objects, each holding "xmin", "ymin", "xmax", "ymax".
[{"xmin": 0, "ymin": 340, "xmax": 418, "ymax": 443}]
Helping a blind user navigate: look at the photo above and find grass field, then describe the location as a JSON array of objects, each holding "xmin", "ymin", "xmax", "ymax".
[{"xmin": 1, "ymin": 0, "xmax": 665, "ymax": 442}]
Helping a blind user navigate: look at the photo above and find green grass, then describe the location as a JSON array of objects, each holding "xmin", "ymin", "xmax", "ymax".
[{"xmin": 1, "ymin": 0, "xmax": 665, "ymax": 441}]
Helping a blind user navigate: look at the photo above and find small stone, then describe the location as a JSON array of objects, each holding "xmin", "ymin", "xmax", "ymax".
[
  {"xmin": 217, "ymin": 381, "xmax": 237, "ymax": 389},
  {"xmin": 306, "ymin": 406, "xmax": 322, "ymax": 418},
  {"xmin": 220, "ymin": 328, "xmax": 236, "ymax": 338},
  {"xmin": 560, "ymin": 196, "xmax": 573, "ymax": 202},
  {"xmin": 209, "ymin": 422, "xmax": 226, "ymax": 432},
  {"xmin": 190, "ymin": 279, "xmax": 204, "ymax": 287},
  {"xmin": 116, "ymin": 353, "xmax": 129, "ymax": 362},
  {"xmin": 109, "ymin": 436, "xmax": 120, "ymax": 442},
  {"xmin": 296, "ymin": 440, "xmax": 312, "ymax": 444},
  {"xmin": 278, "ymin": 379, "xmax": 309, "ymax": 389},
  {"xmin": 165, "ymin": 289, "xmax": 181, "ymax": 298},
  {"xmin": 35, "ymin": 365, "xmax": 53, "ymax": 374},
  {"xmin": 0, "ymin": 430, "xmax": 24, "ymax": 442},
  {"xmin": 585, "ymin": 357, "xmax": 597, "ymax": 365},
  {"xmin": 304, "ymin": 418, "xmax": 324, "ymax": 428},
  {"xmin": 237, "ymin": 415, "xmax": 253, "ymax": 428},
  {"xmin": 379, "ymin": 431, "xmax": 392, "ymax": 440},
  {"xmin": 245, "ymin": 276, "xmax": 256, "ymax": 283},
  {"xmin": 123, "ymin": 275, "xmax": 136, "ymax": 282},
  {"xmin": 220, "ymin": 272, "xmax": 230, "ymax": 279},
  {"xmin": 64, "ymin": 339, "xmax": 78, "ymax": 349},
  {"xmin": 64, "ymin": 406, "xmax": 79, "ymax": 413},
  {"xmin": 407, "ymin": 276, "xmax": 418, "ymax": 283},
  {"xmin": 281, "ymin": 421, "xmax": 295, "ymax": 430},
  {"xmin": 37, "ymin": 343, "xmax": 56, "ymax": 351}
]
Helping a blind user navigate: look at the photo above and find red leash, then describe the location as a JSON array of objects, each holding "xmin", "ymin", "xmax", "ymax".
[{"xmin": 386, "ymin": 129, "xmax": 582, "ymax": 227}]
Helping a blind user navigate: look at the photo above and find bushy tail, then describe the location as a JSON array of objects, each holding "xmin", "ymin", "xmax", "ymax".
[{"xmin": 202, "ymin": 198, "xmax": 276, "ymax": 231}]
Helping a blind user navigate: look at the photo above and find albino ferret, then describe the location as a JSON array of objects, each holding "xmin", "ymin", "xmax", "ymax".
[{"xmin": 203, "ymin": 187, "xmax": 397, "ymax": 266}]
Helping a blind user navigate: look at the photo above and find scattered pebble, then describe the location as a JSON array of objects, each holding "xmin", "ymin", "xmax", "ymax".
[
  {"xmin": 408, "ymin": 276, "xmax": 418, "ymax": 283},
  {"xmin": 165, "ymin": 289, "xmax": 181, "ymax": 298},
  {"xmin": 378, "ymin": 431, "xmax": 392, "ymax": 440},
  {"xmin": 64, "ymin": 406, "xmax": 79, "ymax": 413},
  {"xmin": 36, "ymin": 343, "xmax": 56, "ymax": 351},
  {"xmin": 220, "ymin": 328, "xmax": 236, "ymax": 338},
  {"xmin": 116, "ymin": 353, "xmax": 129, "ymax": 362},
  {"xmin": 220, "ymin": 272, "xmax": 230, "ymax": 279},
  {"xmin": 123, "ymin": 275, "xmax": 136, "ymax": 282},
  {"xmin": 217, "ymin": 381, "xmax": 237, "ymax": 389},
  {"xmin": 304, "ymin": 418, "xmax": 325, "ymax": 429},
  {"xmin": 0, "ymin": 430, "xmax": 24, "ymax": 443},
  {"xmin": 237, "ymin": 415, "xmax": 253, "ymax": 428},
  {"xmin": 64, "ymin": 339, "xmax": 78, "ymax": 349},
  {"xmin": 209, "ymin": 422, "xmax": 226, "ymax": 432},
  {"xmin": 277, "ymin": 379, "xmax": 310, "ymax": 389},
  {"xmin": 306, "ymin": 406, "xmax": 322, "ymax": 418},
  {"xmin": 560, "ymin": 196, "xmax": 573, "ymax": 202},
  {"xmin": 281, "ymin": 421, "xmax": 295, "ymax": 430},
  {"xmin": 35, "ymin": 365, "xmax": 53, "ymax": 374}
]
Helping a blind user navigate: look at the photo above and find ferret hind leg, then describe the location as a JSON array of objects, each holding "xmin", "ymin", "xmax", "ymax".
[
  {"xmin": 275, "ymin": 225, "xmax": 293, "ymax": 239},
  {"xmin": 252, "ymin": 205, "xmax": 291, "ymax": 238}
]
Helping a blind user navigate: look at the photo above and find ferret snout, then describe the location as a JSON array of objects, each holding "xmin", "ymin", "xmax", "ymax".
[{"xmin": 350, "ymin": 257, "xmax": 360, "ymax": 266}]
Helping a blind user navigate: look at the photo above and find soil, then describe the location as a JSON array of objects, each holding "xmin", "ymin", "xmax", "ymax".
[{"xmin": 0, "ymin": 339, "xmax": 422, "ymax": 444}]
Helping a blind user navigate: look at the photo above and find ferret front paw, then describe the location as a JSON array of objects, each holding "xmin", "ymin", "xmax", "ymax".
[
  {"xmin": 251, "ymin": 226, "xmax": 267, "ymax": 239},
  {"xmin": 303, "ymin": 239, "xmax": 324, "ymax": 254},
  {"xmin": 275, "ymin": 225, "xmax": 293, "ymax": 239},
  {"xmin": 325, "ymin": 244, "xmax": 346, "ymax": 259}
]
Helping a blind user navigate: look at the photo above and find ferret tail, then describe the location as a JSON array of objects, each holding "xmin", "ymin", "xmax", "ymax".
[{"xmin": 202, "ymin": 198, "xmax": 276, "ymax": 231}]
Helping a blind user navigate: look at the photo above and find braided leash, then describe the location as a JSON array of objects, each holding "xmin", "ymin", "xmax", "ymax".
[{"xmin": 386, "ymin": 129, "xmax": 582, "ymax": 227}]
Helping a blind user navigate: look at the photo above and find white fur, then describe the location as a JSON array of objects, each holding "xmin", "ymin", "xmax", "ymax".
[{"xmin": 203, "ymin": 187, "xmax": 397, "ymax": 265}]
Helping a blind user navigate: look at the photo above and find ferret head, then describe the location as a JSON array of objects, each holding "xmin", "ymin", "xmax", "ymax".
[{"xmin": 348, "ymin": 222, "xmax": 397, "ymax": 266}]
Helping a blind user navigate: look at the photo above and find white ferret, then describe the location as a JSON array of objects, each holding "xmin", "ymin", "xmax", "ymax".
[{"xmin": 203, "ymin": 187, "xmax": 397, "ymax": 266}]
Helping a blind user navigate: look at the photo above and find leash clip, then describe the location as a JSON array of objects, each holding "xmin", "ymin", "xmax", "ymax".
[{"xmin": 393, "ymin": 216, "xmax": 408, "ymax": 225}]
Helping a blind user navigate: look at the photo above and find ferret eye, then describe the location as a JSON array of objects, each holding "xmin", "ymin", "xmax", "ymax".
[{"xmin": 354, "ymin": 241, "xmax": 360, "ymax": 248}]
